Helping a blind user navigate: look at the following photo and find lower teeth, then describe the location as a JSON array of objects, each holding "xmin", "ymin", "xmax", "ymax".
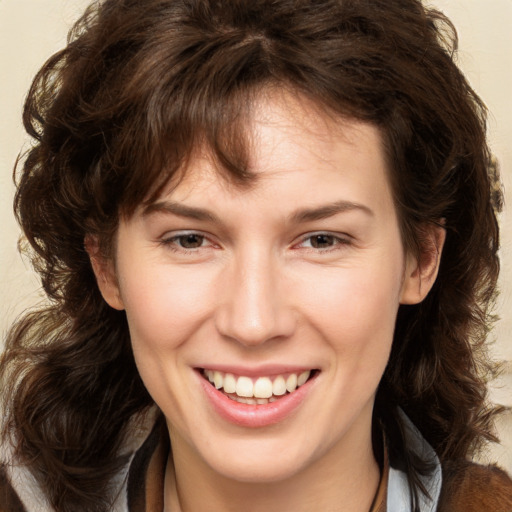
[{"xmin": 225, "ymin": 393, "xmax": 280, "ymax": 405}]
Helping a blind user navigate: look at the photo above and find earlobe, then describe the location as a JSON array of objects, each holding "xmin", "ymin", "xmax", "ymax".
[
  {"xmin": 84, "ymin": 235, "xmax": 125, "ymax": 311},
  {"xmin": 400, "ymin": 223, "xmax": 446, "ymax": 305}
]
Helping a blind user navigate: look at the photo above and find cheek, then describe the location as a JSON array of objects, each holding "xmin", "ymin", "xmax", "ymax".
[
  {"xmin": 294, "ymin": 259, "xmax": 403, "ymax": 358},
  {"xmin": 115, "ymin": 259, "xmax": 220, "ymax": 420},
  {"xmin": 117, "ymin": 260, "xmax": 217, "ymax": 349}
]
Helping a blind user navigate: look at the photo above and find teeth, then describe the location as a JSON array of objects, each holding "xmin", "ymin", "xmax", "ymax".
[
  {"xmin": 213, "ymin": 371, "xmax": 223, "ymax": 389},
  {"xmin": 203, "ymin": 369, "xmax": 314, "ymax": 401},
  {"xmin": 286, "ymin": 373, "xmax": 297, "ymax": 392},
  {"xmin": 229, "ymin": 396, "xmax": 270, "ymax": 405},
  {"xmin": 272, "ymin": 376, "xmax": 287, "ymax": 396},
  {"xmin": 223, "ymin": 373, "xmax": 236, "ymax": 394},
  {"xmin": 236, "ymin": 376, "xmax": 254, "ymax": 398},
  {"xmin": 254, "ymin": 377, "xmax": 273, "ymax": 398},
  {"xmin": 298, "ymin": 370, "xmax": 310, "ymax": 386}
]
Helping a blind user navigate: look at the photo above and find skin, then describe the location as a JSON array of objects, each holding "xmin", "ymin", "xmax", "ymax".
[{"xmin": 90, "ymin": 90, "xmax": 444, "ymax": 512}]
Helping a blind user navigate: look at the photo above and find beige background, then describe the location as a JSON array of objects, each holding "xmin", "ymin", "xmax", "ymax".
[{"xmin": 1, "ymin": 0, "xmax": 511, "ymax": 468}]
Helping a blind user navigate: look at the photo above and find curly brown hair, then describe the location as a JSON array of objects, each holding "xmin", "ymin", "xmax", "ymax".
[{"xmin": 0, "ymin": 0, "xmax": 502, "ymax": 510}]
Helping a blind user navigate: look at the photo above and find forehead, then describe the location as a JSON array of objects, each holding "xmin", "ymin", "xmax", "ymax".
[
  {"xmin": 251, "ymin": 90, "xmax": 384, "ymax": 176},
  {"xmin": 153, "ymin": 89, "xmax": 391, "ymax": 209}
]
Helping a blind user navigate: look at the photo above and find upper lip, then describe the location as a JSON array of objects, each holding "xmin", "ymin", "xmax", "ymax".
[{"xmin": 196, "ymin": 364, "xmax": 317, "ymax": 378}]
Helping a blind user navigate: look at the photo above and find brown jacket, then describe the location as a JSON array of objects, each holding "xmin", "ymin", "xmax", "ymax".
[{"xmin": 438, "ymin": 460, "xmax": 512, "ymax": 512}]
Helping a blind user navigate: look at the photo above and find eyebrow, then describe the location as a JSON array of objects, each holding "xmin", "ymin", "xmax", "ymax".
[
  {"xmin": 289, "ymin": 200, "xmax": 374, "ymax": 223},
  {"xmin": 143, "ymin": 201, "xmax": 219, "ymax": 222},
  {"xmin": 143, "ymin": 199, "xmax": 373, "ymax": 223}
]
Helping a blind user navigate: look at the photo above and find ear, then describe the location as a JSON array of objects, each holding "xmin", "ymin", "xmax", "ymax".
[
  {"xmin": 84, "ymin": 235, "xmax": 125, "ymax": 311},
  {"xmin": 400, "ymin": 222, "xmax": 446, "ymax": 305}
]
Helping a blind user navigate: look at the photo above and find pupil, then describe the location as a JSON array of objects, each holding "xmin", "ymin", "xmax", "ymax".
[
  {"xmin": 312, "ymin": 234, "xmax": 333, "ymax": 248},
  {"xmin": 180, "ymin": 234, "xmax": 203, "ymax": 248}
]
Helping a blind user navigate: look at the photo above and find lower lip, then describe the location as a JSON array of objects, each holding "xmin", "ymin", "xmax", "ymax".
[{"xmin": 197, "ymin": 372, "xmax": 316, "ymax": 428}]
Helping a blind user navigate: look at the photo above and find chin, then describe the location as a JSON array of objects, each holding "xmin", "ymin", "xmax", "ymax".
[
  {"xmin": 198, "ymin": 436, "xmax": 316, "ymax": 484},
  {"xmin": 211, "ymin": 458, "xmax": 306, "ymax": 484}
]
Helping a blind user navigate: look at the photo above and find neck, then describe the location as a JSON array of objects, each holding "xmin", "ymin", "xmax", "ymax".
[{"xmin": 164, "ymin": 423, "xmax": 380, "ymax": 512}]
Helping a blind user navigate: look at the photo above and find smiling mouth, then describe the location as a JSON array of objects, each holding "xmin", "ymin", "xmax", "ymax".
[{"xmin": 200, "ymin": 369, "xmax": 318, "ymax": 405}]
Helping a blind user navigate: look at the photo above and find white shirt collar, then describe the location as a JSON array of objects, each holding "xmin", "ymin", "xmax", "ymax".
[{"xmin": 387, "ymin": 409, "xmax": 442, "ymax": 512}]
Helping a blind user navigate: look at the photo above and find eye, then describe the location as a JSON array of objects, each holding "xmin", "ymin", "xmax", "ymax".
[
  {"xmin": 308, "ymin": 234, "xmax": 337, "ymax": 249},
  {"xmin": 296, "ymin": 232, "xmax": 351, "ymax": 251},
  {"xmin": 160, "ymin": 231, "xmax": 213, "ymax": 251},
  {"xmin": 174, "ymin": 233, "xmax": 205, "ymax": 249}
]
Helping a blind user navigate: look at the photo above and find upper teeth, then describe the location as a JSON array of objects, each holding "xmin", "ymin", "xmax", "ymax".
[{"xmin": 204, "ymin": 370, "xmax": 311, "ymax": 399}]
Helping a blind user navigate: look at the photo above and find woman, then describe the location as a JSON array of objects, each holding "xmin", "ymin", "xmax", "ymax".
[{"xmin": 1, "ymin": 0, "xmax": 511, "ymax": 510}]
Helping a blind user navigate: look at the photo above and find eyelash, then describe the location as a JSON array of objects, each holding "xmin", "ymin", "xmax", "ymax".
[{"xmin": 159, "ymin": 231, "xmax": 352, "ymax": 254}]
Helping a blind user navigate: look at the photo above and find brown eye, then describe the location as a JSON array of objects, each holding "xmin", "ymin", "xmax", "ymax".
[
  {"xmin": 310, "ymin": 234, "xmax": 336, "ymax": 248},
  {"xmin": 177, "ymin": 234, "xmax": 205, "ymax": 248}
]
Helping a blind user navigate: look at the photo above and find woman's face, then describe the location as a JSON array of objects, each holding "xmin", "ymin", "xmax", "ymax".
[{"xmin": 98, "ymin": 91, "xmax": 428, "ymax": 484}]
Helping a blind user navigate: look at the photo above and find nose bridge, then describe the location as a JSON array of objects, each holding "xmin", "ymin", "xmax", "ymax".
[{"xmin": 216, "ymin": 244, "xmax": 294, "ymax": 346}]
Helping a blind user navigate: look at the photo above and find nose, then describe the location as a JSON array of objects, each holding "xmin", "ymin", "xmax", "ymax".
[{"xmin": 214, "ymin": 248, "xmax": 296, "ymax": 347}]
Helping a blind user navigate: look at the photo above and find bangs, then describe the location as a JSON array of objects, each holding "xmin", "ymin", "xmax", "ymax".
[
  {"xmin": 118, "ymin": 83, "xmax": 260, "ymax": 216},
  {"xmin": 99, "ymin": 25, "xmax": 283, "ymax": 217}
]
